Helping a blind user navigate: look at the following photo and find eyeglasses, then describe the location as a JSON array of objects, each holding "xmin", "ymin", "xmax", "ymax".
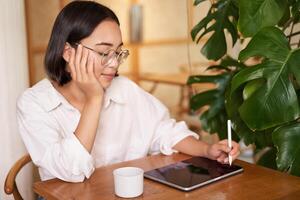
[{"xmin": 73, "ymin": 43, "xmax": 129, "ymax": 67}]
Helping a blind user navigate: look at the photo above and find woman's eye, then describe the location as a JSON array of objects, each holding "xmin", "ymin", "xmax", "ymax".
[{"xmin": 102, "ymin": 52, "xmax": 109, "ymax": 56}]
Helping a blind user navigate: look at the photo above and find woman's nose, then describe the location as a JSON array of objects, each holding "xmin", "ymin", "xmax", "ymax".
[{"xmin": 105, "ymin": 56, "xmax": 119, "ymax": 69}]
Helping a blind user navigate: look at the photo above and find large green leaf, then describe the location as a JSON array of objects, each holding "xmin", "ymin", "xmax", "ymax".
[
  {"xmin": 189, "ymin": 90, "xmax": 219, "ymax": 111},
  {"xmin": 287, "ymin": 49, "xmax": 300, "ymax": 86},
  {"xmin": 239, "ymin": 60, "xmax": 299, "ymax": 130},
  {"xmin": 187, "ymin": 74, "xmax": 230, "ymax": 86},
  {"xmin": 254, "ymin": 129, "xmax": 274, "ymax": 148},
  {"xmin": 191, "ymin": 0, "xmax": 239, "ymax": 60},
  {"xmin": 278, "ymin": 0, "xmax": 300, "ymax": 28},
  {"xmin": 227, "ymin": 80, "xmax": 274, "ymax": 147},
  {"xmin": 207, "ymin": 56, "xmax": 246, "ymax": 71},
  {"xmin": 200, "ymin": 109, "xmax": 240, "ymax": 140},
  {"xmin": 201, "ymin": 31, "xmax": 227, "ymax": 60},
  {"xmin": 234, "ymin": 27, "xmax": 300, "ymax": 130},
  {"xmin": 256, "ymin": 147, "xmax": 277, "ymax": 170},
  {"xmin": 242, "ymin": 79, "xmax": 265, "ymax": 100},
  {"xmin": 231, "ymin": 67, "xmax": 280, "ymax": 139},
  {"xmin": 273, "ymin": 122, "xmax": 300, "ymax": 176},
  {"xmin": 188, "ymin": 74, "xmax": 231, "ymax": 111},
  {"xmin": 188, "ymin": 72, "xmax": 232, "ymax": 139},
  {"xmin": 200, "ymin": 109, "xmax": 225, "ymax": 135},
  {"xmin": 238, "ymin": 0, "xmax": 287, "ymax": 37},
  {"xmin": 278, "ymin": 3, "xmax": 291, "ymax": 27},
  {"xmin": 239, "ymin": 27, "xmax": 290, "ymax": 61},
  {"xmin": 231, "ymin": 64, "xmax": 265, "ymax": 93},
  {"xmin": 225, "ymin": 86, "xmax": 256, "ymax": 145},
  {"xmin": 291, "ymin": 0, "xmax": 300, "ymax": 23},
  {"xmin": 226, "ymin": 82, "xmax": 274, "ymax": 147}
]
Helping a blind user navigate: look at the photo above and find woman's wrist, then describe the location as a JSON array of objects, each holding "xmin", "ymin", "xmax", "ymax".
[
  {"xmin": 202, "ymin": 142, "xmax": 210, "ymax": 158},
  {"xmin": 85, "ymin": 95, "xmax": 103, "ymax": 105}
]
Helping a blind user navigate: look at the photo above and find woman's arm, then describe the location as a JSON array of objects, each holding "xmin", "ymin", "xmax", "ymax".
[
  {"xmin": 173, "ymin": 136, "xmax": 240, "ymax": 164},
  {"xmin": 74, "ymin": 96, "xmax": 102, "ymax": 152},
  {"xmin": 67, "ymin": 44, "xmax": 104, "ymax": 152},
  {"xmin": 141, "ymin": 82, "xmax": 240, "ymax": 162}
]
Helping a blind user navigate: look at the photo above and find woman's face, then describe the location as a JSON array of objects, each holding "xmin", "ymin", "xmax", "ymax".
[{"xmin": 80, "ymin": 20, "xmax": 123, "ymax": 89}]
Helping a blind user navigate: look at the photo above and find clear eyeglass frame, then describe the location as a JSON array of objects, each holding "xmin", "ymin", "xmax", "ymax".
[{"xmin": 73, "ymin": 42, "xmax": 129, "ymax": 67}]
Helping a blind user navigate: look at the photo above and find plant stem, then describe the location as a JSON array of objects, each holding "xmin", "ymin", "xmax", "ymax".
[{"xmin": 282, "ymin": 18, "xmax": 293, "ymax": 31}]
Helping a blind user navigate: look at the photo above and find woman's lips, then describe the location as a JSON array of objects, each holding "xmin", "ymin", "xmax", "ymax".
[{"xmin": 100, "ymin": 73, "xmax": 115, "ymax": 81}]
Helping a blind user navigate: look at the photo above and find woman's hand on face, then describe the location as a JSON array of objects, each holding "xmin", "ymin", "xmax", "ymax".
[
  {"xmin": 69, "ymin": 44, "xmax": 104, "ymax": 100},
  {"xmin": 206, "ymin": 139, "xmax": 240, "ymax": 164}
]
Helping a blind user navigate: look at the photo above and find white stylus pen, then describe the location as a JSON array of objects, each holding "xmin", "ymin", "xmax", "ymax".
[{"xmin": 227, "ymin": 120, "xmax": 232, "ymax": 166}]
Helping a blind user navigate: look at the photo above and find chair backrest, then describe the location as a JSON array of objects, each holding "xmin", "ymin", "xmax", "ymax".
[{"xmin": 4, "ymin": 154, "xmax": 32, "ymax": 200}]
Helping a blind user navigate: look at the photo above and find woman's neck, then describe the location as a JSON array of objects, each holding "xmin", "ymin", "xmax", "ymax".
[{"xmin": 52, "ymin": 80, "xmax": 86, "ymax": 112}]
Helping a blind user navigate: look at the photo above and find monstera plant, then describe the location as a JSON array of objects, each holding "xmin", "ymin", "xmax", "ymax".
[{"xmin": 188, "ymin": 0, "xmax": 300, "ymax": 176}]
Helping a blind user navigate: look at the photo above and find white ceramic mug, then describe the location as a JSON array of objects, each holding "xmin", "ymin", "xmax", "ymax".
[{"xmin": 113, "ymin": 167, "xmax": 144, "ymax": 198}]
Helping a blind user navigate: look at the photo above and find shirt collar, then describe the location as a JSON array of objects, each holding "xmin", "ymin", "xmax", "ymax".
[
  {"xmin": 103, "ymin": 77, "xmax": 125, "ymax": 109},
  {"xmin": 36, "ymin": 79, "xmax": 62, "ymax": 112}
]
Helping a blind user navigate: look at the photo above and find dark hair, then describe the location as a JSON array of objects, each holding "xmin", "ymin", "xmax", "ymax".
[{"xmin": 44, "ymin": 1, "xmax": 120, "ymax": 86}]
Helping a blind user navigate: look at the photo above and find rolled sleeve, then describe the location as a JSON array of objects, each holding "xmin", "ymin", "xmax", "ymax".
[
  {"xmin": 61, "ymin": 134, "xmax": 94, "ymax": 177},
  {"xmin": 17, "ymin": 93, "xmax": 95, "ymax": 182},
  {"xmin": 38, "ymin": 133, "xmax": 95, "ymax": 182},
  {"xmin": 146, "ymin": 93, "xmax": 199, "ymax": 155},
  {"xmin": 153, "ymin": 119, "xmax": 199, "ymax": 155}
]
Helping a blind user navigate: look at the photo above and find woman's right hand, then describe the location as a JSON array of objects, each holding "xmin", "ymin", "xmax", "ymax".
[
  {"xmin": 67, "ymin": 44, "xmax": 104, "ymax": 152},
  {"xmin": 68, "ymin": 44, "xmax": 104, "ymax": 101}
]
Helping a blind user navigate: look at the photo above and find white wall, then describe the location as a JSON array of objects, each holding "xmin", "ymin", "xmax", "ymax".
[{"xmin": 0, "ymin": 0, "xmax": 33, "ymax": 200}]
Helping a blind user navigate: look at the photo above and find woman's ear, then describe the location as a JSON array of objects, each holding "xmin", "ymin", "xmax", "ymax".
[{"xmin": 62, "ymin": 42, "xmax": 72, "ymax": 62}]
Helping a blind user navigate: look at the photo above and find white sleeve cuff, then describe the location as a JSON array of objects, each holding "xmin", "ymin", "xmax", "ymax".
[
  {"xmin": 160, "ymin": 130, "xmax": 199, "ymax": 155},
  {"xmin": 154, "ymin": 120, "xmax": 199, "ymax": 155},
  {"xmin": 61, "ymin": 133, "xmax": 95, "ymax": 179}
]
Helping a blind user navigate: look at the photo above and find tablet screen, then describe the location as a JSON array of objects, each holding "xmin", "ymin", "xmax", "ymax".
[{"xmin": 144, "ymin": 157, "xmax": 243, "ymax": 191}]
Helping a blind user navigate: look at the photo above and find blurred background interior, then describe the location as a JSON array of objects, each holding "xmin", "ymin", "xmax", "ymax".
[{"xmin": 1, "ymin": 0, "xmax": 253, "ymax": 199}]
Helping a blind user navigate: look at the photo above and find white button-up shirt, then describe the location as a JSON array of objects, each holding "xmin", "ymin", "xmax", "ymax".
[{"xmin": 17, "ymin": 76, "xmax": 198, "ymax": 182}]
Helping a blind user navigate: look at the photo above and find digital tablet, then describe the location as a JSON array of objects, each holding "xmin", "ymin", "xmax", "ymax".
[{"xmin": 144, "ymin": 157, "xmax": 243, "ymax": 191}]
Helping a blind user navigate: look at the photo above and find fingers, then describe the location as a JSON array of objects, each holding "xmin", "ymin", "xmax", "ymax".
[
  {"xmin": 218, "ymin": 139, "xmax": 227, "ymax": 144},
  {"xmin": 87, "ymin": 53, "xmax": 96, "ymax": 79},
  {"xmin": 71, "ymin": 44, "xmax": 94, "ymax": 82},
  {"xmin": 216, "ymin": 153, "xmax": 228, "ymax": 164},
  {"xmin": 216, "ymin": 143, "xmax": 231, "ymax": 154},
  {"xmin": 218, "ymin": 140, "xmax": 240, "ymax": 155},
  {"xmin": 69, "ymin": 48, "xmax": 76, "ymax": 80},
  {"xmin": 80, "ymin": 47, "xmax": 88, "ymax": 80},
  {"xmin": 75, "ymin": 44, "xmax": 82, "ymax": 81},
  {"xmin": 230, "ymin": 142, "xmax": 240, "ymax": 160},
  {"xmin": 86, "ymin": 53, "xmax": 93, "ymax": 75},
  {"xmin": 215, "ymin": 140, "xmax": 240, "ymax": 164}
]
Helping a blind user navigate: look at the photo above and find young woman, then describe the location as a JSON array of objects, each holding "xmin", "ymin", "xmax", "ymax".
[{"xmin": 17, "ymin": 1, "xmax": 240, "ymax": 182}]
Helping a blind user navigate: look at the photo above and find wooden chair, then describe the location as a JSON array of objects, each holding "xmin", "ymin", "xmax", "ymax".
[{"xmin": 4, "ymin": 154, "xmax": 32, "ymax": 200}]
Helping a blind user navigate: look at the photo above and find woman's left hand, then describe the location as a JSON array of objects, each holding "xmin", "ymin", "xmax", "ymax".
[{"xmin": 206, "ymin": 140, "xmax": 240, "ymax": 164}]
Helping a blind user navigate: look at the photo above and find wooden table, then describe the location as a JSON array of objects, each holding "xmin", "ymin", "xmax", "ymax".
[{"xmin": 34, "ymin": 153, "xmax": 300, "ymax": 200}]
